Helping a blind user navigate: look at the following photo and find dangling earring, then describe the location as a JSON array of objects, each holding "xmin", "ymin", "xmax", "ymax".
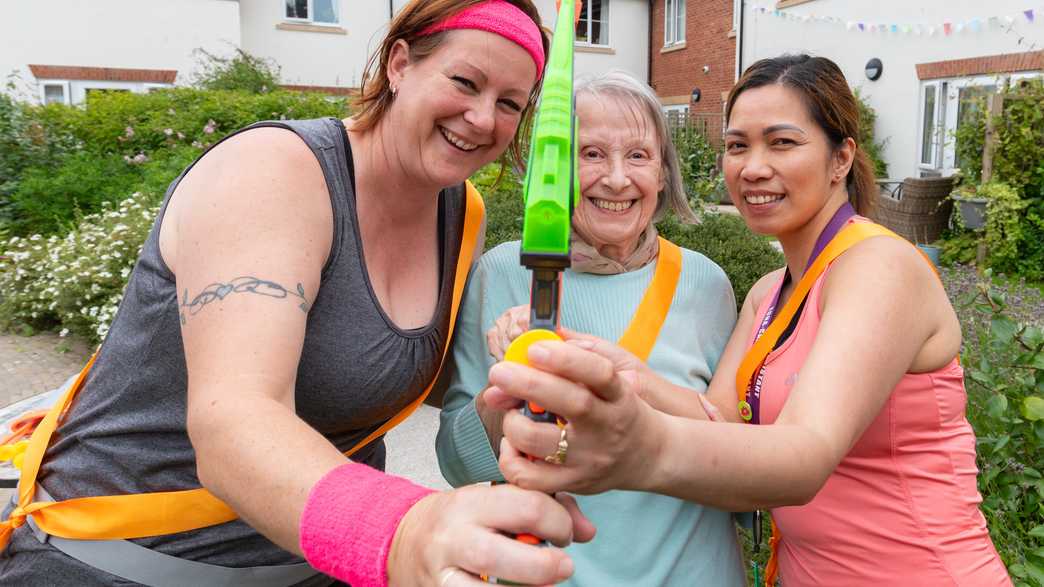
[{"xmin": 390, "ymin": 85, "xmax": 398, "ymax": 99}]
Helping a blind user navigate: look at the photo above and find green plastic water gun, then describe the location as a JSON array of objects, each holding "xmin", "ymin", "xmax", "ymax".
[
  {"xmin": 497, "ymin": 0, "xmax": 580, "ymax": 567},
  {"xmin": 516, "ymin": 0, "xmax": 580, "ymax": 336}
]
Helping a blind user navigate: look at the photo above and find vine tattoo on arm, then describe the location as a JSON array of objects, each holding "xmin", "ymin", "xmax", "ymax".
[{"xmin": 180, "ymin": 276, "xmax": 311, "ymax": 324}]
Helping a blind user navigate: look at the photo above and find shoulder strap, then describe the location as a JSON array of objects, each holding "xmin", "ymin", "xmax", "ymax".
[
  {"xmin": 0, "ymin": 181, "xmax": 485, "ymax": 545},
  {"xmin": 735, "ymin": 222, "xmax": 900, "ymax": 403},
  {"xmin": 617, "ymin": 237, "xmax": 682, "ymax": 361}
]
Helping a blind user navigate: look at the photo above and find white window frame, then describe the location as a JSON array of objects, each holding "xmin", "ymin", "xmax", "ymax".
[
  {"xmin": 283, "ymin": 0, "xmax": 340, "ymax": 26},
  {"xmin": 665, "ymin": 0, "xmax": 686, "ymax": 47},
  {"xmin": 39, "ymin": 80, "xmax": 71, "ymax": 106},
  {"xmin": 917, "ymin": 81, "xmax": 944, "ymax": 170},
  {"xmin": 575, "ymin": 0, "xmax": 609, "ymax": 47},
  {"xmin": 662, "ymin": 104, "xmax": 690, "ymax": 129},
  {"xmin": 918, "ymin": 72, "xmax": 1042, "ymax": 174}
]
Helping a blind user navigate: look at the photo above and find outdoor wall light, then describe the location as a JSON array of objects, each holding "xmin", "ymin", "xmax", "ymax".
[
  {"xmin": 691, "ymin": 88, "xmax": 702, "ymax": 103},
  {"xmin": 865, "ymin": 58, "xmax": 883, "ymax": 81}
]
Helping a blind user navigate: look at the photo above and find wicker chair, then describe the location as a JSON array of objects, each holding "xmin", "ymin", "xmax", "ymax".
[{"xmin": 872, "ymin": 176, "xmax": 954, "ymax": 243}]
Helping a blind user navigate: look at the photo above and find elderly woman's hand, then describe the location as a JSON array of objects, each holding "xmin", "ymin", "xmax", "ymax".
[
  {"xmin": 487, "ymin": 305, "xmax": 530, "ymax": 361},
  {"xmin": 485, "ymin": 338, "xmax": 668, "ymax": 495},
  {"xmin": 388, "ymin": 485, "xmax": 595, "ymax": 586}
]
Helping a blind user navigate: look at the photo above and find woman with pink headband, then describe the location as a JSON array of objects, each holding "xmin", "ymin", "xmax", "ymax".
[{"xmin": 0, "ymin": 2, "xmax": 592, "ymax": 586}]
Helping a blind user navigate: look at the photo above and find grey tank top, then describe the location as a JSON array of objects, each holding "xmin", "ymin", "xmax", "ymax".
[{"xmin": 2, "ymin": 118, "xmax": 465, "ymax": 584}]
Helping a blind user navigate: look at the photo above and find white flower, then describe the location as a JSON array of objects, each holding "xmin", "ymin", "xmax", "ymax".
[{"xmin": 59, "ymin": 328, "xmax": 69, "ymax": 337}]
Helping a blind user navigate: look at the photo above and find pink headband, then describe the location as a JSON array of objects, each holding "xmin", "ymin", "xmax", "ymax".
[{"xmin": 420, "ymin": 0, "xmax": 545, "ymax": 80}]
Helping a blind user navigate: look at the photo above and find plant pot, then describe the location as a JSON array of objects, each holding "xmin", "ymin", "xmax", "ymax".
[
  {"xmin": 953, "ymin": 195, "xmax": 988, "ymax": 231},
  {"xmin": 917, "ymin": 243, "xmax": 941, "ymax": 267}
]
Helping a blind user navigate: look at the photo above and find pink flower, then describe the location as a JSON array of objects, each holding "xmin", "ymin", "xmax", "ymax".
[
  {"xmin": 203, "ymin": 119, "xmax": 216, "ymax": 135},
  {"xmin": 124, "ymin": 126, "xmax": 135, "ymax": 138}
]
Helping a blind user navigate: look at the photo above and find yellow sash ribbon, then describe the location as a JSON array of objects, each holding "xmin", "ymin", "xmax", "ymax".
[
  {"xmin": 0, "ymin": 181, "xmax": 485, "ymax": 548},
  {"xmin": 731, "ymin": 221, "xmax": 905, "ymax": 587}
]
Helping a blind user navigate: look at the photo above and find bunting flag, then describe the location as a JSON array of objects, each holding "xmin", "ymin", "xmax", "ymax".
[{"xmin": 750, "ymin": 4, "xmax": 1041, "ymax": 38}]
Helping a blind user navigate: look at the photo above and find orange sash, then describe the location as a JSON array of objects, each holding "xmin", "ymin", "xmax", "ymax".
[{"xmin": 733, "ymin": 221, "xmax": 904, "ymax": 587}]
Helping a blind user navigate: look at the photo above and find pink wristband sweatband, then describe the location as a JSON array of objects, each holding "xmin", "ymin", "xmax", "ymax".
[
  {"xmin": 300, "ymin": 462, "xmax": 436, "ymax": 587},
  {"xmin": 421, "ymin": 0, "xmax": 546, "ymax": 80}
]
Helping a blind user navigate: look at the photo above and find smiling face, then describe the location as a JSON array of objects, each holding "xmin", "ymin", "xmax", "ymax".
[
  {"xmin": 385, "ymin": 29, "xmax": 537, "ymax": 190},
  {"xmin": 723, "ymin": 84, "xmax": 852, "ymax": 238},
  {"xmin": 572, "ymin": 93, "xmax": 664, "ymax": 262}
]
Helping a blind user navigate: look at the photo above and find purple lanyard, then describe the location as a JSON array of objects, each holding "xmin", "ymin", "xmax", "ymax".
[{"xmin": 745, "ymin": 202, "xmax": 856, "ymax": 424}]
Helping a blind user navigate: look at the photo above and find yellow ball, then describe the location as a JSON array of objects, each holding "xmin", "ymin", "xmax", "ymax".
[{"xmin": 504, "ymin": 329, "xmax": 562, "ymax": 365}]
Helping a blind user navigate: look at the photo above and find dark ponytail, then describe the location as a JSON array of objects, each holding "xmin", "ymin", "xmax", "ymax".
[
  {"xmin": 847, "ymin": 147, "xmax": 877, "ymax": 216},
  {"xmin": 726, "ymin": 54, "xmax": 877, "ymax": 216}
]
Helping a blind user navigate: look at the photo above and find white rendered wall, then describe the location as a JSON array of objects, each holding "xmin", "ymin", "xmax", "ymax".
[
  {"xmin": 0, "ymin": 0, "xmax": 241, "ymax": 103},
  {"xmin": 239, "ymin": 1, "xmax": 393, "ymax": 89},
  {"xmin": 739, "ymin": 0, "xmax": 1043, "ymax": 180},
  {"xmin": 535, "ymin": 0, "xmax": 650, "ymax": 82}
]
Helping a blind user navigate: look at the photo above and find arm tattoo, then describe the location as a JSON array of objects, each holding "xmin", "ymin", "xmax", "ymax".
[{"xmin": 180, "ymin": 276, "xmax": 311, "ymax": 324}]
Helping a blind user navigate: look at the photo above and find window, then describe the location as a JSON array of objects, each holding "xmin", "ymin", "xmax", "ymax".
[
  {"xmin": 663, "ymin": 104, "xmax": 689, "ymax": 128},
  {"xmin": 953, "ymin": 84, "xmax": 996, "ymax": 171},
  {"xmin": 41, "ymin": 82, "xmax": 69, "ymax": 105},
  {"xmin": 916, "ymin": 73, "xmax": 1040, "ymax": 173},
  {"xmin": 919, "ymin": 84, "xmax": 938, "ymax": 167},
  {"xmin": 576, "ymin": 0, "xmax": 608, "ymax": 46},
  {"xmin": 665, "ymin": 0, "xmax": 685, "ymax": 46},
  {"xmin": 285, "ymin": 0, "xmax": 338, "ymax": 24}
]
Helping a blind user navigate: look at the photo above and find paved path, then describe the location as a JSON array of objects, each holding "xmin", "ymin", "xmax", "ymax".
[
  {"xmin": 0, "ymin": 332, "xmax": 93, "ymax": 409},
  {"xmin": 0, "ymin": 331, "xmax": 450, "ymax": 507}
]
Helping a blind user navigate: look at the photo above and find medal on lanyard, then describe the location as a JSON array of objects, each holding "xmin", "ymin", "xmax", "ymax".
[{"xmin": 742, "ymin": 202, "xmax": 856, "ymax": 583}]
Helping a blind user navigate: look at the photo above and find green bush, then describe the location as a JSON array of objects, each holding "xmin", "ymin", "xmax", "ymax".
[
  {"xmin": 472, "ymin": 164, "xmax": 524, "ymax": 251},
  {"xmin": 0, "ymin": 95, "xmax": 82, "ymax": 221},
  {"xmin": 994, "ymin": 80, "xmax": 1044, "ymax": 200},
  {"xmin": 657, "ymin": 211, "xmax": 783, "ymax": 306},
  {"xmin": 0, "ymin": 192, "xmax": 158, "ymax": 341},
  {"xmin": 955, "ymin": 99, "xmax": 987, "ymax": 186},
  {"xmin": 7, "ymin": 151, "xmax": 141, "ymax": 235},
  {"xmin": 957, "ymin": 273, "xmax": 1044, "ymax": 585},
  {"xmin": 0, "ymin": 87, "xmax": 349, "ymax": 237},
  {"xmin": 191, "ymin": 48, "xmax": 281, "ymax": 94},
  {"xmin": 945, "ymin": 81, "xmax": 1044, "ymax": 283},
  {"xmin": 854, "ymin": 89, "xmax": 889, "ymax": 179},
  {"xmin": 671, "ymin": 126, "xmax": 721, "ymax": 205}
]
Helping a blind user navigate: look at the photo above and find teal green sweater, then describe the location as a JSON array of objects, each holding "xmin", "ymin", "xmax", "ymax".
[{"xmin": 437, "ymin": 240, "xmax": 746, "ymax": 587}]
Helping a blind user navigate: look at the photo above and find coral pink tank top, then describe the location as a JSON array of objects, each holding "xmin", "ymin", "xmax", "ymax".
[{"xmin": 750, "ymin": 265, "xmax": 1011, "ymax": 586}]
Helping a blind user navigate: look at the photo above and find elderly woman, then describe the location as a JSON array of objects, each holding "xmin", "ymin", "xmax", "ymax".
[{"xmin": 436, "ymin": 71, "xmax": 746, "ymax": 586}]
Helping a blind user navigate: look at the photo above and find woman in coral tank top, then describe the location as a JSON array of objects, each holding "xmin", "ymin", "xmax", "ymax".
[{"xmin": 482, "ymin": 54, "xmax": 1011, "ymax": 586}]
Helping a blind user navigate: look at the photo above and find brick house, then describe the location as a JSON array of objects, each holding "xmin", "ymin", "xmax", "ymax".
[{"xmin": 649, "ymin": 0, "xmax": 740, "ymax": 144}]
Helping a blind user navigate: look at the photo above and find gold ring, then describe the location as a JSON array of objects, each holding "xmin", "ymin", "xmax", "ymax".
[{"xmin": 544, "ymin": 426, "xmax": 568, "ymax": 465}]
